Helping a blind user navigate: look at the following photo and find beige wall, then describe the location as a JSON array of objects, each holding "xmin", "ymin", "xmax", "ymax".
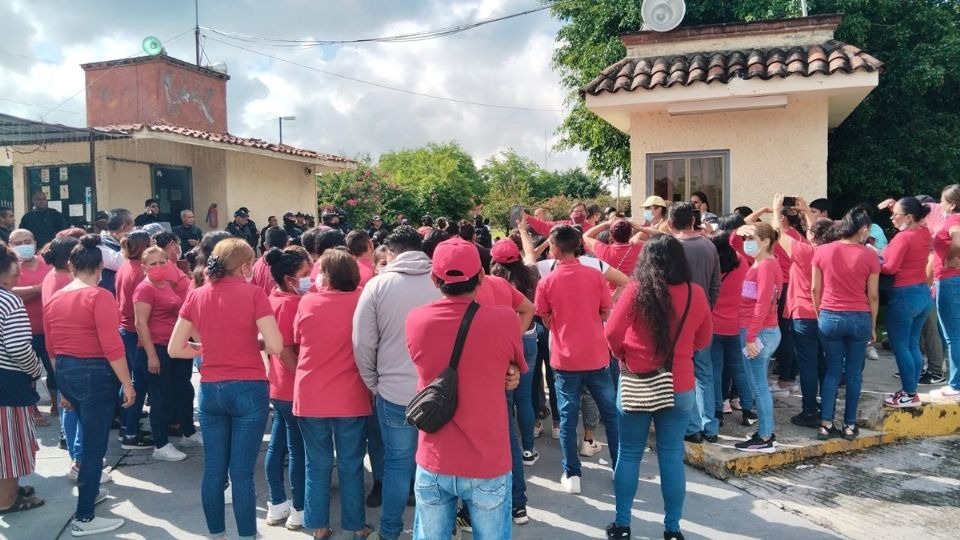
[
  {"xmin": 629, "ymin": 95, "xmax": 828, "ymax": 219},
  {"xmin": 224, "ymin": 152, "xmax": 317, "ymax": 227}
]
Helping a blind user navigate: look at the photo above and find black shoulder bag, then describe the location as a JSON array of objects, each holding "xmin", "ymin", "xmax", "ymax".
[
  {"xmin": 619, "ymin": 282, "xmax": 692, "ymax": 413},
  {"xmin": 405, "ymin": 301, "xmax": 480, "ymax": 433}
]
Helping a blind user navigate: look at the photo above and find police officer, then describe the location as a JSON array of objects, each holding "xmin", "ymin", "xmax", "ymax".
[
  {"xmin": 225, "ymin": 207, "xmax": 259, "ymax": 251},
  {"xmin": 282, "ymin": 211, "xmax": 304, "ymax": 239}
]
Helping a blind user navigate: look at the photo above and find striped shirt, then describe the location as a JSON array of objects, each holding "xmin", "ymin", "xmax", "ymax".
[{"xmin": 0, "ymin": 288, "xmax": 41, "ymax": 378}]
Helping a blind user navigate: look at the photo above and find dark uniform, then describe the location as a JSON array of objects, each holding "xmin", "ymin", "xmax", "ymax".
[
  {"xmin": 226, "ymin": 207, "xmax": 259, "ymax": 251},
  {"xmin": 19, "ymin": 207, "xmax": 67, "ymax": 249}
]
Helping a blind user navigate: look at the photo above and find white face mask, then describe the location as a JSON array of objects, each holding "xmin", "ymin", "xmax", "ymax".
[
  {"xmin": 297, "ymin": 276, "xmax": 311, "ymax": 295},
  {"xmin": 315, "ymin": 273, "xmax": 324, "ymax": 290},
  {"xmin": 643, "ymin": 210, "xmax": 654, "ymax": 223},
  {"xmin": 743, "ymin": 240, "xmax": 760, "ymax": 256}
]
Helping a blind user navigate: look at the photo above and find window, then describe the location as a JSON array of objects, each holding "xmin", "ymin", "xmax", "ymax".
[{"xmin": 646, "ymin": 151, "xmax": 729, "ymax": 214}]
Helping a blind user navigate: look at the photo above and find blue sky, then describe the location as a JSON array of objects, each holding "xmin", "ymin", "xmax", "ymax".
[{"xmin": 0, "ymin": 0, "xmax": 588, "ymax": 171}]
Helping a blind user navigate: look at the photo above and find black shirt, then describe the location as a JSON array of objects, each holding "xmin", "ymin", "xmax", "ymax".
[
  {"xmin": 226, "ymin": 220, "xmax": 259, "ymax": 251},
  {"xmin": 19, "ymin": 208, "xmax": 67, "ymax": 249},
  {"xmin": 172, "ymin": 224, "xmax": 204, "ymax": 258},
  {"xmin": 134, "ymin": 212, "xmax": 160, "ymax": 227},
  {"xmin": 0, "ymin": 227, "xmax": 10, "ymax": 245}
]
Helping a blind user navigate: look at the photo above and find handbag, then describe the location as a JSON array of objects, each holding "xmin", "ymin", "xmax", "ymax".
[
  {"xmin": 405, "ymin": 301, "xmax": 480, "ymax": 433},
  {"xmin": 619, "ymin": 282, "xmax": 692, "ymax": 413}
]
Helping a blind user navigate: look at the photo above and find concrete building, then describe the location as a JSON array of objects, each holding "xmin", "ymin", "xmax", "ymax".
[
  {"xmin": 0, "ymin": 54, "xmax": 354, "ymax": 232},
  {"xmin": 581, "ymin": 14, "xmax": 882, "ymax": 217}
]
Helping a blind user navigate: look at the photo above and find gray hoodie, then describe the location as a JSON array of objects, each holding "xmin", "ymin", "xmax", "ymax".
[{"xmin": 353, "ymin": 250, "xmax": 441, "ymax": 406}]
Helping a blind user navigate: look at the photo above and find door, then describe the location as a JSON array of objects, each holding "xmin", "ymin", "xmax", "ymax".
[
  {"xmin": 647, "ymin": 151, "xmax": 730, "ymax": 214},
  {"xmin": 151, "ymin": 165, "xmax": 193, "ymax": 227}
]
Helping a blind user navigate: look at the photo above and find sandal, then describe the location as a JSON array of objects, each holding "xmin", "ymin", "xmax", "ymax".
[
  {"xmin": 18, "ymin": 486, "xmax": 35, "ymax": 497},
  {"xmin": 0, "ymin": 494, "xmax": 45, "ymax": 514},
  {"xmin": 354, "ymin": 525, "xmax": 379, "ymax": 539},
  {"xmin": 313, "ymin": 528, "xmax": 333, "ymax": 539},
  {"xmin": 842, "ymin": 424, "xmax": 859, "ymax": 441},
  {"xmin": 817, "ymin": 424, "xmax": 841, "ymax": 440}
]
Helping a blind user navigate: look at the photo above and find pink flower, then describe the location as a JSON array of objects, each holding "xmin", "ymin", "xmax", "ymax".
[
  {"xmin": 364, "ymin": 170, "xmax": 371, "ymax": 177},
  {"xmin": 347, "ymin": 199, "xmax": 358, "ymax": 207}
]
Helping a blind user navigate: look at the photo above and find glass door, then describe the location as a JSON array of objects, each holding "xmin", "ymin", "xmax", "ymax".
[{"xmin": 647, "ymin": 151, "xmax": 729, "ymax": 213}]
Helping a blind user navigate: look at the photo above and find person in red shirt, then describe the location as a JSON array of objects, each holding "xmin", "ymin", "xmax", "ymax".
[
  {"xmin": 151, "ymin": 231, "xmax": 191, "ymax": 301},
  {"xmin": 406, "ymin": 237, "xmax": 524, "ymax": 540},
  {"xmin": 932, "ymin": 185, "xmax": 960, "ymax": 400},
  {"xmin": 252, "ymin": 227, "xmax": 289, "ymax": 295},
  {"xmin": 735, "ymin": 223, "xmax": 783, "ymax": 453},
  {"xmin": 604, "ymin": 234, "xmax": 711, "ymax": 540},
  {"xmin": 132, "ymin": 246, "xmax": 201, "ymax": 463},
  {"xmin": 346, "ymin": 230, "xmax": 377, "ymax": 287},
  {"xmin": 261, "ymin": 246, "xmax": 310, "ymax": 530},
  {"xmin": 879, "ymin": 197, "xmax": 934, "ymax": 408},
  {"xmin": 812, "ymin": 206, "xmax": 880, "ymax": 440},
  {"xmin": 168, "ymin": 238, "xmax": 283, "ymax": 540},
  {"xmin": 114, "ymin": 230, "xmax": 152, "ymax": 449},
  {"xmin": 44, "ymin": 235, "xmax": 135, "ymax": 537},
  {"xmin": 294, "ymin": 249, "xmax": 376, "ymax": 539},
  {"xmin": 534, "ymin": 225, "xmax": 617, "ymax": 495},
  {"xmin": 583, "ymin": 218, "xmax": 644, "ymax": 293},
  {"xmin": 416, "ymin": 215, "xmax": 435, "ymax": 238},
  {"xmin": 524, "ymin": 201, "xmax": 596, "ymax": 238}
]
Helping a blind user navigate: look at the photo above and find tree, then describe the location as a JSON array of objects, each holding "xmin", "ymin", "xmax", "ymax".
[
  {"xmin": 540, "ymin": 167, "xmax": 607, "ymax": 200},
  {"xmin": 318, "ymin": 161, "xmax": 405, "ymax": 228}
]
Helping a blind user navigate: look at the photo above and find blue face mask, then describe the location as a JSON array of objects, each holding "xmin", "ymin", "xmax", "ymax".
[
  {"xmin": 13, "ymin": 244, "xmax": 35, "ymax": 260},
  {"xmin": 297, "ymin": 277, "xmax": 312, "ymax": 295},
  {"xmin": 643, "ymin": 210, "xmax": 654, "ymax": 222},
  {"xmin": 743, "ymin": 240, "xmax": 760, "ymax": 256}
]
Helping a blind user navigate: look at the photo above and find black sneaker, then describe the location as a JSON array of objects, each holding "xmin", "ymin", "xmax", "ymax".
[
  {"xmin": 120, "ymin": 434, "xmax": 155, "ymax": 450},
  {"xmin": 606, "ymin": 523, "xmax": 630, "ymax": 539},
  {"xmin": 664, "ymin": 531, "xmax": 686, "ymax": 540},
  {"xmin": 790, "ymin": 412, "xmax": 820, "ymax": 428},
  {"xmin": 704, "ymin": 433, "xmax": 718, "ymax": 444},
  {"xmin": 919, "ymin": 371, "xmax": 947, "ymax": 385},
  {"xmin": 456, "ymin": 505, "xmax": 472, "ymax": 532},
  {"xmin": 512, "ymin": 506, "xmax": 529, "ymax": 525},
  {"xmin": 58, "ymin": 436, "xmax": 67, "ymax": 450},
  {"xmin": 741, "ymin": 410, "xmax": 758, "ymax": 426},
  {"xmin": 683, "ymin": 432, "xmax": 703, "ymax": 444},
  {"xmin": 734, "ymin": 433, "xmax": 776, "ymax": 453},
  {"xmin": 366, "ymin": 481, "xmax": 382, "ymax": 508}
]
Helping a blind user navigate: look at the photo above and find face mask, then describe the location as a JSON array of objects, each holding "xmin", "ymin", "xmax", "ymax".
[
  {"xmin": 643, "ymin": 210, "xmax": 654, "ymax": 222},
  {"xmin": 13, "ymin": 244, "xmax": 35, "ymax": 260},
  {"xmin": 743, "ymin": 240, "xmax": 760, "ymax": 256},
  {"xmin": 297, "ymin": 277, "xmax": 312, "ymax": 295},
  {"xmin": 896, "ymin": 221, "xmax": 909, "ymax": 232},
  {"xmin": 146, "ymin": 266, "xmax": 168, "ymax": 282}
]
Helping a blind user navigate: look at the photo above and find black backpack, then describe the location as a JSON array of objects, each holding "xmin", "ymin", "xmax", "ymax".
[{"xmin": 405, "ymin": 302, "xmax": 480, "ymax": 433}]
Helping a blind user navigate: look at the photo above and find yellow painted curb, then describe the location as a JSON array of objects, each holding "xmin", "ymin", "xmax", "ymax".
[{"xmin": 880, "ymin": 400, "xmax": 960, "ymax": 438}]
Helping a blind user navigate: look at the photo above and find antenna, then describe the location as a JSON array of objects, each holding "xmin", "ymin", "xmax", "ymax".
[
  {"xmin": 142, "ymin": 36, "xmax": 165, "ymax": 56},
  {"xmin": 641, "ymin": 0, "xmax": 686, "ymax": 32}
]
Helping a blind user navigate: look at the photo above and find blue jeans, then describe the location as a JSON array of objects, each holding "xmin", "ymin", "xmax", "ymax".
[
  {"xmin": 740, "ymin": 328, "xmax": 781, "ymax": 439},
  {"xmin": 554, "ymin": 367, "xmax": 619, "ymax": 477},
  {"xmin": 888, "ymin": 284, "xmax": 933, "ymax": 394},
  {"xmin": 376, "ymin": 395, "xmax": 418, "ymax": 540},
  {"xmin": 366, "ymin": 407, "xmax": 384, "ymax": 483},
  {"xmin": 515, "ymin": 333, "xmax": 537, "ymax": 451},
  {"xmin": 55, "ymin": 356, "xmax": 119, "ymax": 521},
  {"xmin": 613, "ymin": 390, "xmax": 694, "ymax": 533},
  {"xmin": 131, "ymin": 346, "xmax": 177, "ymax": 448},
  {"xmin": 33, "ymin": 334, "xmax": 57, "ymax": 393},
  {"xmin": 938, "ymin": 276, "xmax": 960, "ymax": 390},
  {"xmin": 533, "ymin": 321, "xmax": 559, "ymax": 423},
  {"xmin": 819, "ymin": 310, "xmax": 871, "ymax": 426},
  {"xmin": 792, "ymin": 319, "xmax": 825, "ymax": 416},
  {"xmin": 265, "ymin": 399, "xmax": 305, "ymax": 510},
  {"xmin": 198, "ymin": 380, "xmax": 269, "ymax": 538},
  {"xmin": 413, "ymin": 468, "xmax": 511, "ymax": 540},
  {"xmin": 687, "ymin": 346, "xmax": 716, "ymax": 437},
  {"xmin": 713, "ymin": 334, "xmax": 754, "ymax": 412},
  {"xmin": 299, "ymin": 416, "xmax": 368, "ymax": 531},
  {"xmin": 119, "ymin": 328, "xmax": 140, "ymax": 439},
  {"xmin": 505, "ymin": 390, "xmax": 526, "ymax": 508}
]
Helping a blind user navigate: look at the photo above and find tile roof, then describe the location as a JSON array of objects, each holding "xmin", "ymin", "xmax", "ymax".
[
  {"xmin": 582, "ymin": 41, "xmax": 883, "ymax": 96},
  {"xmin": 92, "ymin": 123, "xmax": 355, "ymax": 164}
]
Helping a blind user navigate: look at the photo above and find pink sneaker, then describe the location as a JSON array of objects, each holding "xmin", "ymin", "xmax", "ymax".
[
  {"xmin": 931, "ymin": 387, "xmax": 960, "ymax": 401},
  {"xmin": 884, "ymin": 391, "xmax": 921, "ymax": 408}
]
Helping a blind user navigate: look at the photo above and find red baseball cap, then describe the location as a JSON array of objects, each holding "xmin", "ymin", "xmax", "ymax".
[
  {"xmin": 491, "ymin": 239, "xmax": 521, "ymax": 264},
  {"xmin": 432, "ymin": 237, "xmax": 481, "ymax": 284}
]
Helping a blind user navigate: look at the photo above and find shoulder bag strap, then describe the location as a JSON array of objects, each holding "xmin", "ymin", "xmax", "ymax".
[
  {"xmin": 448, "ymin": 301, "xmax": 480, "ymax": 371},
  {"xmin": 662, "ymin": 282, "xmax": 693, "ymax": 373}
]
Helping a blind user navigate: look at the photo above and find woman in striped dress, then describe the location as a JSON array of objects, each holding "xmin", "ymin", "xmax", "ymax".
[{"xmin": 0, "ymin": 244, "xmax": 45, "ymax": 514}]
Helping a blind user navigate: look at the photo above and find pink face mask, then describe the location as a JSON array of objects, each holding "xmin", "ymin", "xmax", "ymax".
[
  {"xmin": 570, "ymin": 211, "xmax": 586, "ymax": 225},
  {"xmin": 146, "ymin": 266, "xmax": 169, "ymax": 283}
]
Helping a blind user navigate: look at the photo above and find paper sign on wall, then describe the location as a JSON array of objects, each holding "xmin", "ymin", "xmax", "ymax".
[
  {"xmin": 48, "ymin": 200, "xmax": 62, "ymax": 212},
  {"xmin": 60, "ymin": 185, "xmax": 69, "ymax": 199},
  {"xmin": 40, "ymin": 169, "xmax": 50, "ymax": 182},
  {"xmin": 59, "ymin": 167, "xmax": 69, "ymax": 180},
  {"xmin": 68, "ymin": 204, "xmax": 84, "ymax": 217},
  {"xmin": 41, "ymin": 186, "xmax": 51, "ymax": 198}
]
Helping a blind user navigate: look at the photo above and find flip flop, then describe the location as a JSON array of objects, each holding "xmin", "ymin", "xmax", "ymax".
[
  {"xmin": 18, "ymin": 486, "xmax": 35, "ymax": 497},
  {"xmin": 0, "ymin": 493, "xmax": 45, "ymax": 514}
]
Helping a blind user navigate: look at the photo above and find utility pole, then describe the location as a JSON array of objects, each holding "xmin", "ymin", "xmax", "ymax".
[{"xmin": 194, "ymin": 0, "xmax": 201, "ymax": 66}]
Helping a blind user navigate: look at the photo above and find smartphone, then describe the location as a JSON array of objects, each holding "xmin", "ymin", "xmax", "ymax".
[
  {"xmin": 782, "ymin": 196, "xmax": 797, "ymax": 207},
  {"xmin": 509, "ymin": 204, "xmax": 523, "ymax": 231},
  {"xmin": 692, "ymin": 209, "xmax": 702, "ymax": 229}
]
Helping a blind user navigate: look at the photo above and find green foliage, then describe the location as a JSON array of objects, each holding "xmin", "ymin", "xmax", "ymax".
[{"xmin": 317, "ymin": 163, "xmax": 402, "ymax": 228}]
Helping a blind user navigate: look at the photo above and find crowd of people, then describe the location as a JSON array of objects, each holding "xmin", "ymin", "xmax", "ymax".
[{"xmin": 0, "ymin": 183, "xmax": 958, "ymax": 540}]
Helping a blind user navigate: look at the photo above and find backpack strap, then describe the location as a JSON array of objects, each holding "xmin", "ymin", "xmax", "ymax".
[
  {"xmin": 662, "ymin": 282, "xmax": 693, "ymax": 372},
  {"xmin": 448, "ymin": 302, "xmax": 480, "ymax": 371}
]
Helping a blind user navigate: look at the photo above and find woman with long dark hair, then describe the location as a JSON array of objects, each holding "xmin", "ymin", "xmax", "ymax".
[
  {"xmin": 812, "ymin": 206, "xmax": 880, "ymax": 440},
  {"xmin": 115, "ymin": 230, "xmax": 153, "ymax": 449},
  {"xmin": 931, "ymin": 185, "xmax": 960, "ymax": 401},
  {"xmin": 604, "ymin": 235, "xmax": 712, "ymax": 540}
]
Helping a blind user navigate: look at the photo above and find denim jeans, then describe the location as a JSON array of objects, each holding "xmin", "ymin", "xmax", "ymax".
[
  {"xmin": 61, "ymin": 406, "xmax": 82, "ymax": 461},
  {"xmin": 533, "ymin": 321, "xmax": 559, "ymax": 422},
  {"xmin": 505, "ymin": 389, "xmax": 526, "ymax": 508},
  {"xmin": 740, "ymin": 328, "xmax": 781, "ymax": 439},
  {"xmin": 198, "ymin": 380, "xmax": 269, "ymax": 538},
  {"xmin": 792, "ymin": 319, "xmax": 825, "ymax": 416},
  {"xmin": 775, "ymin": 285, "xmax": 798, "ymax": 382},
  {"xmin": 366, "ymin": 406, "xmax": 384, "ymax": 483},
  {"xmin": 168, "ymin": 358, "xmax": 197, "ymax": 437},
  {"xmin": 33, "ymin": 334, "xmax": 57, "ymax": 393},
  {"xmin": 687, "ymin": 346, "xmax": 717, "ymax": 437},
  {"xmin": 712, "ymin": 334, "xmax": 754, "ymax": 412},
  {"xmin": 937, "ymin": 276, "xmax": 960, "ymax": 391},
  {"xmin": 119, "ymin": 328, "xmax": 140, "ymax": 438},
  {"xmin": 56, "ymin": 356, "xmax": 119, "ymax": 521},
  {"xmin": 613, "ymin": 390, "xmax": 694, "ymax": 533},
  {"xmin": 413, "ymin": 468, "xmax": 512, "ymax": 540},
  {"xmin": 554, "ymin": 367, "xmax": 619, "ymax": 477},
  {"xmin": 819, "ymin": 310, "xmax": 871, "ymax": 426},
  {"xmin": 265, "ymin": 399, "xmax": 305, "ymax": 510},
  {"xmin": 887, "ymin": 284, "xmax": 933, "ymax": 394},
  {"xmin": 299, "ymin": 416, "xmax": 368, "ymax": 531},
  {"xmin": 130, "ymin": 345, "xmax": 177, "ymax": 448},
  {"xmin": 921, "ymin": 306, "xmax": 946, "ymax": 376},
  {"xmin": 515, "ymin": 333, "xmax": 537, "ymax": 451},
  {"xmin": 376, "ymin": 395, "xmax": 418, "ymax": 540}
]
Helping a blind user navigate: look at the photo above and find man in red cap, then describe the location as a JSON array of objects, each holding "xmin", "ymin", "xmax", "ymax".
[{"xmin": 405, "ymin": 237, "xmax": 525, "ymax": 539}]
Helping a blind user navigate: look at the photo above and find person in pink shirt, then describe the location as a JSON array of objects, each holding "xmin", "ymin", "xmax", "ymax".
[
  {"xmin": 294, "ymin": 249, "xmax": 376, "ymax": 539},
  {"xmin": 151, "ymin": 231, "xmax": 192, "ymax": 301},
  {"xmin": 534, "ymin": 224, "xmax": 617, "ymax": 495},
  {"xmin": 524, "ymin": 201, "xmax": 593, "ymax": 238},
  {"xmin": 252, "ymin": 227, "xmax": 290, "ymax": 295},
  {"xmin": 262, "ymin": 246, "xmax": 310, "ymax": 530},
  {"xmin": 931, "ymin": 185, "xmax": 960, "ymax": 401},
  {"xmin": 879, "ymin": 197, "xmax": 934, "ymax": 408},
  {"xmin": 114, "ymin": 230, "xmax": 152, "ymax": 449},
  {"xmin": 582, "ymin": 218, "xmax": 644, "ymax": 293},
  {"xmin": 168, "ymin": 238, "xmax": 283, "ymax": 540},
  {"xmin": 812, "ymin": 206, "xmax": 880, "ymax": 440},
  {"xmin": 346, "ymin": 230, "xmax": 376, "ymax": 287}
]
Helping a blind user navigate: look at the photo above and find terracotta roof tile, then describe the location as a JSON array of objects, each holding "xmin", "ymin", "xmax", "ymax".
[
  {"xmin": 91, "ymin": 123, "xmax": 354, "ymax": 164},
  {"xmin": 581, "ymin": 40, "xmax": 882, "ymax": 96}
]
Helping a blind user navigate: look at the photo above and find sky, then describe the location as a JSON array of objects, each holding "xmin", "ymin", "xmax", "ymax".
[{"xmin": 0, "ymin": 0, "xmax": 589, "ymax": 172}]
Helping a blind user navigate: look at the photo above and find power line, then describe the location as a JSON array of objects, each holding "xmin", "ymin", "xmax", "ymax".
[
  {"xmin": 0, "ymin": 97, "xmax": 81, "ymax": 115},
  {"xmin": 205, "ymin": 35, "xmax": 563, "ymax": 113}
]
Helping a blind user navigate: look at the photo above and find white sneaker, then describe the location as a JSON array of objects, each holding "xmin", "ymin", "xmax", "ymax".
[
  {"xmin": 560, "ymin": 473, "xmax": 581, "ymax": 494},
  {"xmin": 769, "ymin": 384, "xmax": 790, "ymax": 397},
  {"xmin": 865, "ymin": 346, "xmax": 880, "ymax": 361},
  {"xmin": 533, "ymin": 423, "xmax": 543, "ymax": 438},
  {"xmin": 152, "ymin": 443, "xmax": 187, "ymax": 462},
  {"xmin": 551, "ymin": 426, "xmax": 560, "ymax": 439},
  {"xmin": 179, "ymin": 432, "xmax": 203, "ymax": 447},
  {"xmin": 67, "ymin": 464, "xmax": 113, "ymax": 484},
  {"xmin": 224, "ymin": 486, "xmax": 232, "ymax": 505},
  {"xmin": 930, "ymin": 386, "xmax": 960, "ymax": 401},
  {"xmin": 266, "ymin": 499, "xmax": 291, "ymax": 526},
  {"xmin": 522, "ymin": 449, "xmax": 540, "ymax": 466},
  {"xmin": 286, "ymin": 507, "xmax": 304, "ymax": 530},
  {"xmin": 71, "ymin": 516, "xmax": 124, "ymax": 537},
  {"xmin": 579, "ymin": 439, "xmax": 602, "ymax": 457}
]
